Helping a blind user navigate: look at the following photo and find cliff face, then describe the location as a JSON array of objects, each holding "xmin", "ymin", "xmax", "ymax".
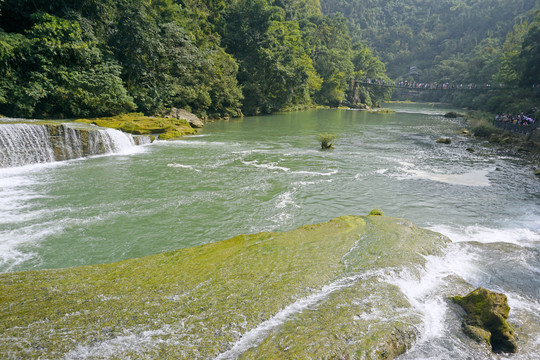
[{"xmin": 0, "ymin": 215, "xmax": 450, "ymax": 359}]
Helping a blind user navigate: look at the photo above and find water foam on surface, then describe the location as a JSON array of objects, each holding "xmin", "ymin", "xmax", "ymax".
[
  {"xmin": 385, "ymin": 245, "xmax": 479, "ymax": 342},
  {"xmin": 430, "ymin": 224, "xmax": 540, "ymax": 247},
  {"xmin": 167, "ymin": 163, "xmax": 201, "ymax": 172},
  {"xmin": 401, "ymin": 168, "xmax": 492, "ymax": 186}
]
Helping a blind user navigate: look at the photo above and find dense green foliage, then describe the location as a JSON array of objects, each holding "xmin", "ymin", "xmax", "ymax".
[
  {"xmin": 321, "ymin": 0, "xmax": 540, "ymax": 113},
  {"xmin": 0, "ymin": 0, "xmax": 388, "ymax": 118}
]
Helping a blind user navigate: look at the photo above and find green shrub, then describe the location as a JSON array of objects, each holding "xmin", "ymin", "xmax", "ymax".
[
  {"xmin": 369, "ymin": 209, "xmax": 383, "ymax": 216},
  {"xmin": 318, "ymin": 133, "xmax": 336, "ymax": 149},
  {"xmin": 472, "ymin": 125, "xmax": 500, "ymax": 138}
]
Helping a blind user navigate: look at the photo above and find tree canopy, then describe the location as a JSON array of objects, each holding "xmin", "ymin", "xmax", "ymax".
[
  {"xmin": 0, "ymin": 0, "xmax": 389, "ymax": 118},
  {"xmin": 319, "ymin": 0, "xmax": 539, "ymax": 112}
]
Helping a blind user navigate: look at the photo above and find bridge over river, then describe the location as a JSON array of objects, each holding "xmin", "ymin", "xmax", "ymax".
[{"xmin": 356, "ymin": 80, "xmax": 518, "ymax": 92}]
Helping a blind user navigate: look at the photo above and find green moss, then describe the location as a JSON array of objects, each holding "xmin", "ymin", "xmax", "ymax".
[
  {"xmin": 75, "ymin": 113, "xmax": 197, "ymax": 140},
  {"xmin": 452, "ymin": 287, "xmax": 517, "ymax": 354},
  {"xmin": 436, "ymin": 138, "xmax": 452, "ymax": 144},
  {"xmin": 0, "ymin": 216, "xmax": 449, "ymax": 359},
  {"xmin": 369, "ymin": 209, "xmax": 384, "ymax": 216},
  {"xmin": 371, "ymin": 108, "xmax": 396, "ymax": 114}
]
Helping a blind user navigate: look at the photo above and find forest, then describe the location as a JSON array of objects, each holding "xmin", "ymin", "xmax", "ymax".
[
  {"xmin": 0, "ymin": 0, "xmax": 389, "ymax": 119},
  {"xmin": 321, "ymin": 0, "xmax": 540, "ymax": 113},
  {"xmin": 0, "ymin": 0, "xmax": 538, "ymax": 119}
]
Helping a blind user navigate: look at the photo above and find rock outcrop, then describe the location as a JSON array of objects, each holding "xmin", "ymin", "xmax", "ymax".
[
  {"xmin": 436, "ymin": 137, "xmax": 452, "ymax": 144},
  {"xmin": 452, "ymin": 287, "xmax": 517, "ymax": 353},
  {"xmin": 165, "ymin": 108, "xmax": 204, "ymax": 128},
  {"xmin": 0, "ymin": 215, "xmax": 450, "ymax": 359}
]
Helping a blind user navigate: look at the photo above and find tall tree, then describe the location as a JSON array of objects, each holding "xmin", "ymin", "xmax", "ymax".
[{"xmin": 0, "ymin": 12, "xmax": 134, "ymax": 118}]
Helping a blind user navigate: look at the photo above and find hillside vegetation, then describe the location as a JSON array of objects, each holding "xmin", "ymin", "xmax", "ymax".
[
  {"xmin": 321, "ymin": 0, "xmax": 540, "ymax": 113},
  {"xmin": 0, "ymin": 0, "xmax": 389, "ymax": 119}
]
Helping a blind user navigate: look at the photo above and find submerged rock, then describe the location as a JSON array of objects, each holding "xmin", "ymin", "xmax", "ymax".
[
  {"xmin": 0, "ymin": 215, "xmax": 449, "ymax": 359},
  {"xmin": 444, "ymin": 111, "xmax": 463, "ymax": 118},
  {"xmin": 452, "ymin": 287, "xmax": 517, "ymax": 353}
]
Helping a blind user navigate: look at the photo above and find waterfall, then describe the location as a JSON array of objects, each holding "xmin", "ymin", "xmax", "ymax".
[
  {"xmin": 0, "ymin": 124, "xmax": 56, "ymax": 167},
  {"xmin": 0, "ymin": 123, "xmax": 143, "ymax": 168}
]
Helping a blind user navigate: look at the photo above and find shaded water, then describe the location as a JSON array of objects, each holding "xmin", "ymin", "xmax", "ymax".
[{"xmin": 1, "ymin": 103, "xmax": 539, "ymax": 358}]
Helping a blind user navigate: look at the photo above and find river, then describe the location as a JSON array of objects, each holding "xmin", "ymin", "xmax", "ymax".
[{"xmin": 1, "ymin": 103, "xmax": 539, "ymax": 358}]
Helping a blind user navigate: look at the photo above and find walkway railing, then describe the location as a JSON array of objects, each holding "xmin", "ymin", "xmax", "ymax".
[{"xmin": 356, "ymin": 80, "xmax": 517, "ymax": 92}]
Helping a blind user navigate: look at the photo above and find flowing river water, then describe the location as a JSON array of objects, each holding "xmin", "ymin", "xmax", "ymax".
[{"xmin": 1, "ymin": 103, "xmax": 539, "ymax": 359}]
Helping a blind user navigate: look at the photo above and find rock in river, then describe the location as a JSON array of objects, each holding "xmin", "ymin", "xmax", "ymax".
[{"xmin": 452, "ymin": 287, "xmax": 517, "ymax": 353}]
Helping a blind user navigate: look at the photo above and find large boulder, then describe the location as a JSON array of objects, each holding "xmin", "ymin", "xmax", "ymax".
[
  {"xmin": 452, "ymin": 287, "xmax": 517, "ymax": 353},
  {"xmin": 166, "ymin": 108, "xmax": 204, "ymax": 128}
]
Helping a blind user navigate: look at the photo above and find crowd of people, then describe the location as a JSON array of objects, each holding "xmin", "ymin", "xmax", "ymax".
[
  {"xmin": 360, "ymin": 78, "xmax": 502, "ymax": 90},
  {"xmin": 495, "ymin": 110, "xmax": 537, "ymax": 126}
]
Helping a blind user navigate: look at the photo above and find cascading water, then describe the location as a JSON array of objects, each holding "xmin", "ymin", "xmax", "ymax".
[
  {"xmin": 0, "ymin": 123, "xmax": 56, "ymax": 167},
  {"xmin": 0, "ymin": 122, "xmax": 139, "ymax": 168}
]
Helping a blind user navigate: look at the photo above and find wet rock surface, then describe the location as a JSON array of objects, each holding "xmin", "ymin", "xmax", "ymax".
[{"xmin": 452, "ymin": 287, "xmax": 517, "ymax": 353}]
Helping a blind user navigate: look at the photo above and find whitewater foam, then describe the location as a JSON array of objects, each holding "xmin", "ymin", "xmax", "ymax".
[
  {"xmin": 429, "ymin": 224, "xmax": 540, "ymax": 247},
  {"xmin": 384, "ymin": 245, "xmax": 479, "ymax": 342},
  {"xmin": 401, "ymin": 168, "xmax": 492, "ymax": 186},
  {"xmin": 167, "ymin": 163, "xmax": 201, "ymax": 172},
  {"xmin": 242, "ymin": 160, "xmax": 338, "ymax": 177}
]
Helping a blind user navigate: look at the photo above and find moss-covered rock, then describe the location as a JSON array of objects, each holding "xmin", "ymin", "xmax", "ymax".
[
  {"xmin": 444, "ymin": 111, "xmax": 464, "ymax": 118},
  {"xmin": 0, "ymin": 215, "xmax": 449, "ymax": 359},
  {"xmin": 436, "ymin": 138, "xmax": 452, "ymax": 144},
  {"xmin": 452, "ymin": 287, "xmax": 517, "ymax": 353},
  {"xmin": 76, "ymin": 113, "xmax": 197, "ymax": 140},
  {"xmin": 163, "ymin": 108, "xmax": 205, "ymax": 128}
]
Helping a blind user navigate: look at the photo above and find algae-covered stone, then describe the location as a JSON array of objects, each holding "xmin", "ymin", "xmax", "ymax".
[
  {"xmin": 444, "ymin": 111, "xmax": 463, "ymax": 118},
  {"xmin": 75, "ymin": 113, "xmax": 197, "ymax": 140},
  {"xmin": 0, "ymin": 216, "xmax": 449, "ymax": 359},
  {"xmin": 452, "ymin": 287, "xmax": 517, "ymax": 353},
  {"xmin": 436, "ymin": 138, "xmax": 452, "ymax": 144}
]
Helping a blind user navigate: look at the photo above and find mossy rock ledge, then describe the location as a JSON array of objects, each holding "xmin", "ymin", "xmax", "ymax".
[
  {"xmin": 0, "ymin": 215, "xmax": 450, "ymax": 359},
  {"xmin": 436, "ymin": 137, "xmax": 452, "ymax": 144},
  {"xmin": 76, "ymin": 112, "xmax": 197, "ymax": 140},
  {"xmin": 452, "ymin": 287, "xmax": 517, "ymax": 353}
]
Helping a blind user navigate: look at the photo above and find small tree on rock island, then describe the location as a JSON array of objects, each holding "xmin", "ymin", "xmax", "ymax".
[{"xmin": 318, "ymin": 133, "xmax": 336, "ymax": 149}]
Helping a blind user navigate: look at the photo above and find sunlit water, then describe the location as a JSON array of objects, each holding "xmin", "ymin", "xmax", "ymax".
[{"xmin": 1, "ymin": 103, "xmax": 539, "ymax": 358}]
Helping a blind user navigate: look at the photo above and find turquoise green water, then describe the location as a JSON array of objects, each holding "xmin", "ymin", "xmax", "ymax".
[
  {"xmin": 1, "ymin": 104, "xmax": 538, "ymax": 271},
  {"xmin": 1, "ymin": 103, "xmax": 539, "ymax": 358}
]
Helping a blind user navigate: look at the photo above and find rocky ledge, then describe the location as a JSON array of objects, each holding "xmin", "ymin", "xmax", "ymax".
[
  {"xmin": 0, "ymin": 214, "xmax": 450, "ymax": 359},
  {"xmin": 76, "ymin": 111, "xmax": 198, "ymax": 140}
]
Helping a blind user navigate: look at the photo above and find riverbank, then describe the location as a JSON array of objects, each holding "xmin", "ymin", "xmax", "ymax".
[{"xmin": 465, "ymin": 111, "xmax": 540, "ymax": 161}]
